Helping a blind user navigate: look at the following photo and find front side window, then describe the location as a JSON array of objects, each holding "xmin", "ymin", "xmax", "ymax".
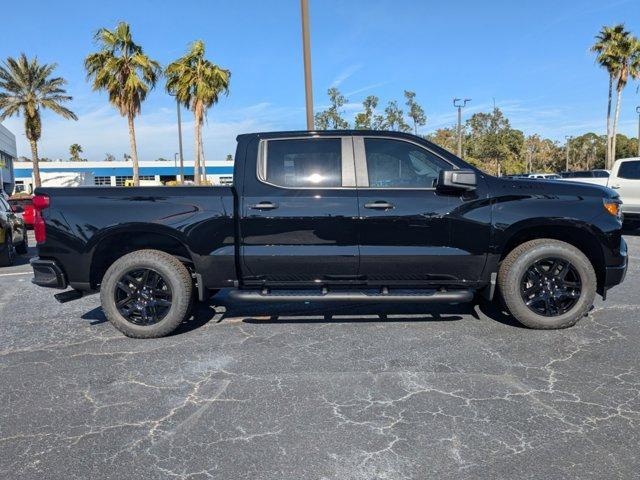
[
  {"xmin": 364, "ymin": 138, "xmax": 449, "ymax": 188},
  {"xmin": 617, "ymin": 161, "xmax": 640, "ymax": 180},
  {"xmin": 263, "ymin": 138, "xmax": 342, "ymax": 188}
]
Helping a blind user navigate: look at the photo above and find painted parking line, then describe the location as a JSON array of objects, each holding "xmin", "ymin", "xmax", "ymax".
[{"xmin": 0, "ymin": 272, "xmax": 32, "ymax": 277}]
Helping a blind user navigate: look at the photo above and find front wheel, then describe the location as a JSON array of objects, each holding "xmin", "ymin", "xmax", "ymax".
[
  {"xmin": 100, "ymin": 250, "xmax": 193, "ymax": 338},
  {"xmin": 498, "ymin": 239, "xmax": 596, "ymax": 329},
  {"xmin": 15, "ymin": 229, "xmax": 28, "ymax": 255}
]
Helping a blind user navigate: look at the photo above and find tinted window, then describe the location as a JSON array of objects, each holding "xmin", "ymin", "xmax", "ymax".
[
  {"xmin": 617, "ymin": 161, "xmax": 640, "ymax": 179},
  {"xmin": 364, "ymin": 138, "xmax": 449, "ymax": 188},
  {"xmin": 593, "ymin": 170, "xmax": 610, "ymax": 178},
  {"xmin": 264, "ymin": 138, "xmax": 342, "ymax": 187}
]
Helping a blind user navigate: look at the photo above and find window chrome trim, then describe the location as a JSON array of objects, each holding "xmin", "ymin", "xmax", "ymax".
[
  {"xmin": 341, "ymin": 137, "xmax": 356, "ymax": 187},
  {"xmin": 257, "ymin": 137, "xmax": 356, "ymax": 190},
  {"xmin": 353, "ymin": 136, "xmax": 368, "ymax": 187},
  {"xmin": 353, "ymin": 135, "xmax": 456, "ymax": 190}
]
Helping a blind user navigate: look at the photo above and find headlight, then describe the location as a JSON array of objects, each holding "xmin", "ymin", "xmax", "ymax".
[{"xmin": 603, "ymin": 199, "xmax": 621, "ymax": 218}]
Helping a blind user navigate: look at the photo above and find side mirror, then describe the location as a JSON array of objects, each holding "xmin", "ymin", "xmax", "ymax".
[{"xmin": 437, "ymin": 169, "xmax": 477, "ymax": 191}]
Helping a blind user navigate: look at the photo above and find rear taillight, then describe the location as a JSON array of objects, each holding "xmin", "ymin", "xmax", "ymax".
[{"xmin": 32, "ymin": 194, "xmax": 50, "ymax": 243}]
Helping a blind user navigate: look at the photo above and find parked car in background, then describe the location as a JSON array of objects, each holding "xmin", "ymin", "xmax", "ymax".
[
  {"xmin": 560, "ymin": 170, "xmax": 610, "ymax": 179},
  {"xmin": 558, "ymin": 158, "xmax": 640, "ymax": 225},
  {"xmin": 0, "ymin": 196, "xmax": 28, "ymax": 266},
  {"xmin": 30, "ymin": 130, "xmax": 627, "ymax": 338},
  {"xmin": 8, "ymin": 195, "xmax": 35, "ymax": 227},
  {"xmin": 528, "ymin": 173, "xmax": 561, "ymax": 179}
]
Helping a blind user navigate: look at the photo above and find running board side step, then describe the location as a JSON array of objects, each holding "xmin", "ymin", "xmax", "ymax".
[{"xmin": 228, "ymin": 289, "xmax": 474, "ymax": 304}]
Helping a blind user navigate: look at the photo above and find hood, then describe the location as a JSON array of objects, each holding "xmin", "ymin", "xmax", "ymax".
[{"xmin": 489, "ymin": 177, "xmax": 618, "ymax": 200}]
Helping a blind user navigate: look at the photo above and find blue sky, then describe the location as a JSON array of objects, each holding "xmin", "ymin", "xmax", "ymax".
[{"xmin": 1, "ymin": 0, "xmax": 639, "ymax": 160}]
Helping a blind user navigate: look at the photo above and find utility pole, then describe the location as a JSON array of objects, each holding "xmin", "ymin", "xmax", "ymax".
[
  {"xmin": 175, "ymin": 97, "xmax": 185, "ymax": 184},
  {"xmin": 565, "ymin": 135, "xmax": 572, "ymax": 172},
  {"xmin": 453, "ymin": 98, "xmax": 471, "ymax": 158},
  {"xmin": 300, "ymin": 0, "xmax": 314, "ymax": 130},
  {"xmin": 636, "ymin": 106, "xmax": 640, "ymax": 157}
]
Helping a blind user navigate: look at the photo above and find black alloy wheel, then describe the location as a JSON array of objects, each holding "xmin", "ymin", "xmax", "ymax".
[
  {"xmin": 520, "ymin": 257, "xmax": 582, "ymax": 317},
  {"xmin": 114, "ymin": 268, "xmax": 173, "ymax": 325}
]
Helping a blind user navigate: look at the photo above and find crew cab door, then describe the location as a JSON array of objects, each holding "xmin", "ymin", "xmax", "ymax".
[
  {"xmin": 610, "ymin": 159, "xmax": 640, "ymax": 215},
  {"xmin": 353, "ymin": 135, "xmax": 490, "ymax": 285},
  {"xmin": 239, "ymin": 135, "xmax": 360, "ymax": 286}
]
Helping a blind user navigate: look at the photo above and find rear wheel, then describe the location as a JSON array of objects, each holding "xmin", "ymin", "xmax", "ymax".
[
  {"xmin": 498, "ymin": 239, "xmax": 596, "ymax": 329},
  {"xmin": 100, "ymin": 250, "xmax": 193, "ymax": 338},
  {"xmin": 0, "ymin": 234, "xmax": 15, "ymax": 267}
]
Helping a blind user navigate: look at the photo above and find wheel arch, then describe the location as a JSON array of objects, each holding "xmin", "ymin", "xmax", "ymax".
[
  {"xmin": 498, "ymin": 221, "xmax": 606, "ymax": 291},
  {"xmin": 88, "ymin": 224, "xmax": 195, "ymax": 289}
]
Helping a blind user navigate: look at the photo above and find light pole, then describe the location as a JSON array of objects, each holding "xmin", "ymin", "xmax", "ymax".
[
  {"xmin": 175, "ymin": 98, "xmax": 186, "ymax": 184},
  {"xmin": 300, "ymin": 0, "xmax": 314, "ymax": 130},
  {"xmin": 453, "ymin": 98, "xmax": 471, "ymax": 158},
  {"xmin": 636, "ymin": 106, "xmax": 640, "ymax": 157},
  {"xmin": 565, "ymin": 135, "xmax": 572, "ymax": 172}
]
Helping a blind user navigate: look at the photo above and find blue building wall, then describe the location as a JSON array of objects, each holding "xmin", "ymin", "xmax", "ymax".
[{"xmin": 14, "ymin": 165, "xmax": 235, "ymax": 177}]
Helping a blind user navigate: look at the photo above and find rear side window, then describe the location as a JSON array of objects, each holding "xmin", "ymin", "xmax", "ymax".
[
  {"xmin": 364, "ymin": 138, "xmax": 449, "ymax": 188},
  {"xmin": 593, "ymin": 170, "xmax": 610, "ymax": 178},
  {"xmin": 262, "ymin": 138, "xmax": 342, "ymax": 187},
  {"xmin": 617, "ymin": 161, "xmax": 640, "ymax": 180}
]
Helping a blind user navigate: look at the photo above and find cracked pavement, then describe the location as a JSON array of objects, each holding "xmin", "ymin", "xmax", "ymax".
[{"xmin": 1, "ymin": 233, "xmax": 639, "ymax": 479}]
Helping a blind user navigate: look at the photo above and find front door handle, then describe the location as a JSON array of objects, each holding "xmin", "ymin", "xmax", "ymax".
[
  {"xmin": 364, "ymin": 201, "xmax": 394, "ymax": 210},
  {"xmin": 250, "ymin": 201, "xmax": 279, "ymax": 210},
  {"xmin": 610, "ymin": 185, "xmax": 621, "ymax": 189}
]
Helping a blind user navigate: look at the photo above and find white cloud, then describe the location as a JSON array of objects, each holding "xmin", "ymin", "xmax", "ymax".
[
  {"xmin": 330, "ymin": 64, "xmax": 363, "ymax": 88},
  {"xmin": 2, "ymin": 102, "xmax": 301, "ymax": 161}
]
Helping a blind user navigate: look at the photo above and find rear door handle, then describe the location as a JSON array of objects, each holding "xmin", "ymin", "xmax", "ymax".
[
  {"xmin": 250, "ymin": 201, "xmax": 279, "ymax": 210},
  {"xmin": 364, "ymin": 201, "xmax": 394, "ymax": 210},
  {"xmin": 610, "ymin": 185, "xmax": 621, "ymax": 189}
]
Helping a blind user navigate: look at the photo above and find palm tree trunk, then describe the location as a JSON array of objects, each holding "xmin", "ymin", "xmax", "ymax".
[
  {"xmin": 194, "ymin": 105, "xmax": 202, "ymax": 185},
  {"xmin": 605, "ymin": 75, "xmax": 613, "ymax": 169},
  {"xmin": 127, "ymin": 113, "xmax": 140, "ymax": 187},
  {"xmin": 29, "ymin": 140, "xmax": 42, "ymax": 190},
  {"xmin": 200, "ymin": 141, "xmax": 207, "ymax": 184},
  {"xmin": 611, "ymin": 86, "xmax": 623, "ymax": 167}
]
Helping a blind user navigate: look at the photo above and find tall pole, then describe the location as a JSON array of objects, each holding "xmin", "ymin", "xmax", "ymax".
[
  {"xmin": 301, "ymin": 0, "xmax": 314, "ymax": 130},
  {"xmin": 636, "ymin": 106, "xmax": 640, "ymax": 157},
  {"xmin": 565, "ymin": 135, "xmax": 571, "ymax": 171},
  {"xmin": 453, "ymin": 98, "xmax": 471, "ymax": 158},
  {"xmin": 176, "ymin": 97, "xmax": 185, "ymax": 184}
]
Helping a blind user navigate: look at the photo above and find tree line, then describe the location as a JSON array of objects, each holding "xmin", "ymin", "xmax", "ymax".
[{"xmin": 0, "ymin": 21, "xmax": 230, "ymax": 188}]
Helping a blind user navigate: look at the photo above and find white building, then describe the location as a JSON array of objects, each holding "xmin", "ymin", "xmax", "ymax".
[
  {"xmin": 13, "ymin": 159, "xmax": 234, "ymax": 193},
  {"xmin": 0, "ymin": 124, "xmax": 17, "ymax": 194}
]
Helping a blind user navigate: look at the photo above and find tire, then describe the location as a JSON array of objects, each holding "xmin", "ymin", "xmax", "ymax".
[
  {"xmin": 100, "ymin": 249, "xmax": 193, "ymax": 338},
  {"xmin": 498, "ymin": 239, "xmax": 596, "ymax": 329},
  {"xmin": 15, "ymin": 230, "xmax": 28, "ymax": 255},
  {"xmin": 0, "ymin": 233, "xmax": 15, "ymax": 267}
]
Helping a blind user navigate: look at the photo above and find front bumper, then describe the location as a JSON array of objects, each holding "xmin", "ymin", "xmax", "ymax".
[{"xmin": 30, "ymin": 257, "xmax": 67, "ymax": 289}]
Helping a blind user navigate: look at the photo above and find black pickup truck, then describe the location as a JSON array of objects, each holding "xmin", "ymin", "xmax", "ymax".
[{"xmin": 30, "ymin": 130, "xmax": 627, "ymax": 338}]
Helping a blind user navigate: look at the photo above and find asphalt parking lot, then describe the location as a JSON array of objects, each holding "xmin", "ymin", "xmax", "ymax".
[{"xmin": 1, "ymin": 233, "xmax": 639, "ymax": 479}]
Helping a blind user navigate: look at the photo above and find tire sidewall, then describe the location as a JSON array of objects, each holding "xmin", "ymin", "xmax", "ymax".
[
  {"xmin": 100, "ymin": 252, "xmax": 192, "ymax": 338},
  {"xmin": 501, "ymin": 243, "xmax": 596, "ymax": 328}
]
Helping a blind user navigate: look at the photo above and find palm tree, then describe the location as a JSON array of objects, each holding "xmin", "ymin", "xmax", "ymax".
[
  {"xmin": 0, "ymin": 54, "xmax": 77, "ymax": 188},
  {"xmin": 592, "ymin": 24, "xmax": 626, "ymax": 168},
  {"xmin": 610, "ymin": 35, "xmax": 640, "ymax": 164},
  {"xmin": 69, "ymin": 143, "xmax": 83, "ymax": 161},
  {"xmin": 85, "ymin": 22, "xmax": 160, "ymax": 186},
  {"xmin": 165, "ymin": 40, "xmax": 230, "ymax": 185},
  {"xmin": 592, "ymin": 24, "xmax": 640, "ymax": 167}
]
